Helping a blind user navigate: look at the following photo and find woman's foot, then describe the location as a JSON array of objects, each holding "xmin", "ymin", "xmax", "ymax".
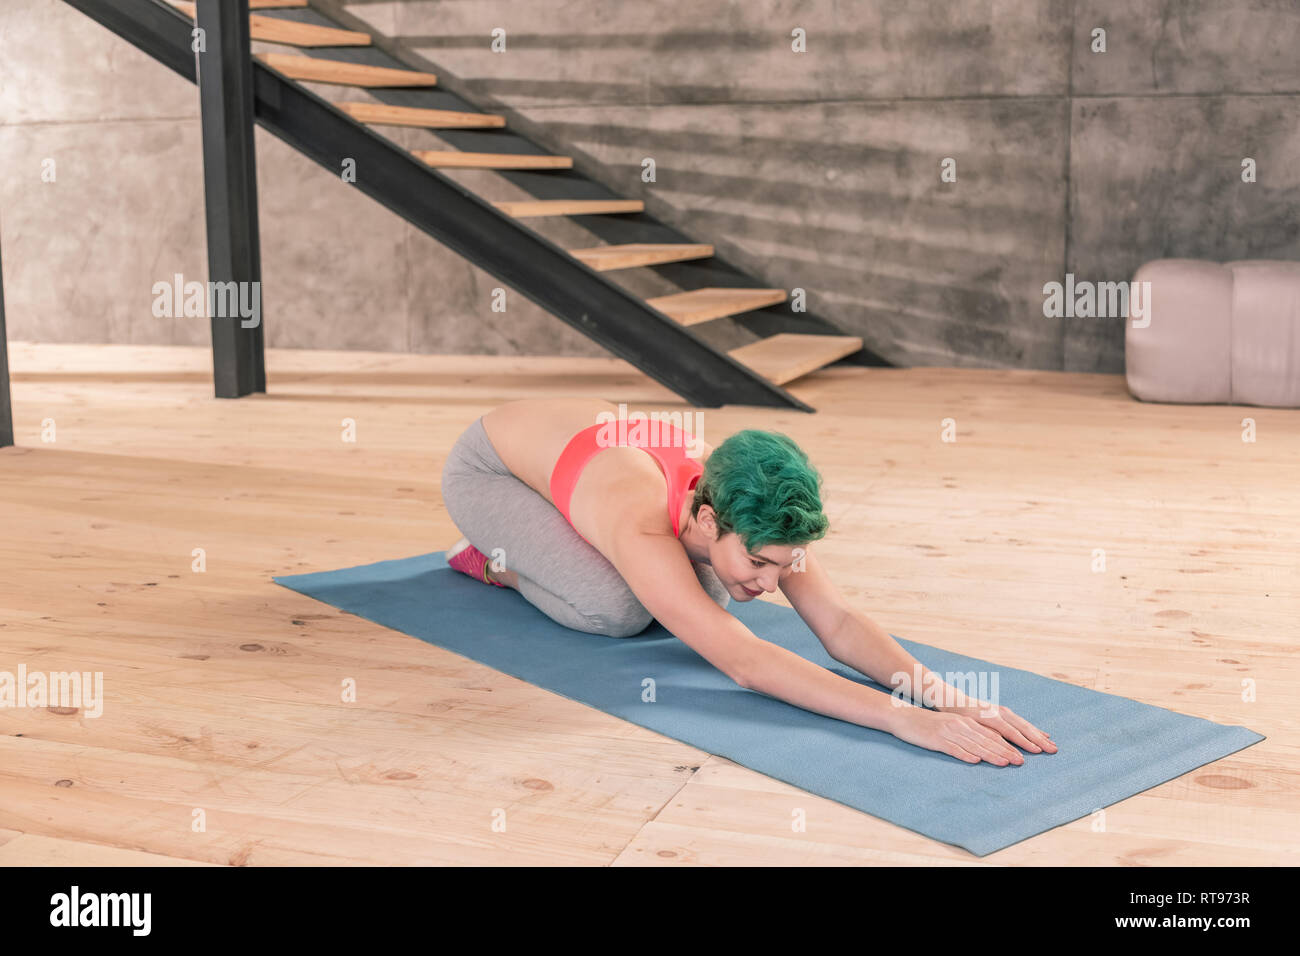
[
  {"xmin": 488, "ymin": 565, "xmax": 519, "ymax": 589},
  {"xmin": 445, "ymin": 537, "xmax": 505, "ymax": 588}
]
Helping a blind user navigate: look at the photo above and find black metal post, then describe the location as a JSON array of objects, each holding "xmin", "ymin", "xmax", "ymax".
[
  {"xmin": 62, "ymin": 0, "xmax": 824, "ymax": 410},
  {"xmin": 196, "ymin": 0, "xmax": 265, "ymax": 397},
  {"xmin": 0, "ymin": 228, "xmax": 13, "ymax": 448}
]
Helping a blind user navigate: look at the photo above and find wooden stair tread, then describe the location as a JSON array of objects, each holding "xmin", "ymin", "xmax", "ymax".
[
  {"xmin": 646, "ymin": 287, "xmax": 786, "ymax": 325},
  {"xmin": 336, "ymin": 101, "xmax": 505, "ymax": 129},
  {"xmin": 168, "ymin": 2, "xmax": 370, "ymax": 46},
  {"xmin": 412, "ymin": 150, "xmax": 570, "ymax": 170},
  {"xmin": 257, "ymin": 53, "xmax": 436, "ymax": 87},
  {"xmin": 727, "ymin": 333, "xmax": 862, "ymax": 386},
  {"xmin": 567, "ymin": 243, "xmax": 714, "ymax": 272},
  {"xmin": 246, "ymin": 15, "xmax": 370, "ymax": 47},
  {"xmin": 176, "ymin": 0, "xmax": 309, "ymax": 7},
  {"xmin": 493, "ymin": 200, "xmax": 644, "ymax": 218}
]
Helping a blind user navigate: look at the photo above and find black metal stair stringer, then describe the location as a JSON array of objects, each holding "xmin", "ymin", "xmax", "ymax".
[
  {"xmin": 288, "ymin": 0, "xmax": 892, "ymax": 370},
  {"xmin": 59, "ymin": 0, "xmax": 815, "ymax": 411}
]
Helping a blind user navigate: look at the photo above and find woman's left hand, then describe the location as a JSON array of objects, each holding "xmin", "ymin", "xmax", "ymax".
[{"xmin": 938, "ymin": 697, "xmax": 1058, "ymax": 755}]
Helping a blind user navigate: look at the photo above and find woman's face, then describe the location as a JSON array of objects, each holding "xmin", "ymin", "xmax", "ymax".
[{"xmin": 696, "ymin": 506, "xmax": 802, "ymax": 600}]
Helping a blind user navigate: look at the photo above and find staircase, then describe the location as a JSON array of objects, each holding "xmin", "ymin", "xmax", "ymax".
[{"xmin": 63, "ymin": 0, "xmax": 890, "ymax": 410}]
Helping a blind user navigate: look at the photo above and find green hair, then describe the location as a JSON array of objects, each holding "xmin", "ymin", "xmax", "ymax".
[{"xmin": 693, "ymin": 429, "xmax": 829, "ymax": 550}]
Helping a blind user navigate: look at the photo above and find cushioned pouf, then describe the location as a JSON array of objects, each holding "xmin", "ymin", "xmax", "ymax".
[
  {"xmin": 1125, "ymin": 259, "xmax": 1234, "ymax": 404},
  {"xmin": 1226, "ymin": 260, "xmax": 1300, "ymax": 408},
  {"xmin": 1126, "ymin": 258, "xmax": 1300, "ymax": 407}
]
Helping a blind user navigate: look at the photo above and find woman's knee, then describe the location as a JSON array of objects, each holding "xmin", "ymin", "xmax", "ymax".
[
  {"xmin": 585, "ymin": 589, "xmax": 653, "ymax": 638},
  {"xmin": 594, "ymin": 607, "xmax": 653, "ymax": 638}
]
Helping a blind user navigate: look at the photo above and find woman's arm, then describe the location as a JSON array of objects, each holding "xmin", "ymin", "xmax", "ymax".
[
  {"xmin": 780, "ymin": 548, "xmax": 1056, "ymax": 756},
  {"xmin": 600, "ymin": 529, "xmax": 928, "ymax": 737},
  {"xmin": 780, "ymin": 546, "xmax": 979, "ymax": 701},
  {"xmin": 823, "ymin": 610, "xmax": 1055, "ymax": 756}
]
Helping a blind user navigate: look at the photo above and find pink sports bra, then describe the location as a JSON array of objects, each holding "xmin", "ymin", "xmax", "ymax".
[{"xmin": 550, "ymin": 421, "xmax": 703, "ymax": 544}]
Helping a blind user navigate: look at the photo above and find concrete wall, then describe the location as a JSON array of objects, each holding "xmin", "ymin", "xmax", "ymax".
[
  {"xmin": 2, "ymin": 0, "xmax": 1297, "ymax": 371},
  {"xmin": 0, "ymin": 0, "xmax": 599, "ymax": 357}
]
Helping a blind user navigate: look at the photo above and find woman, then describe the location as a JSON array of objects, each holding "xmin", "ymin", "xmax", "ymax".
[{"xmin": 441, "ymin": 397, "xmax": 1056, "ymax": 766}]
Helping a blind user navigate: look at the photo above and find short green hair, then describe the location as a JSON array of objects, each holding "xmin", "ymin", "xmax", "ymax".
[{"xmin": 693, "ymin": 429, "xmax": 829, "ymax": 550}]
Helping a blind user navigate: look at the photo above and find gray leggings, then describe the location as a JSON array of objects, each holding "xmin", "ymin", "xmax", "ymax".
[{"xmin": 441, "ymin": 416, "xmax": 730, "ymax": 637}]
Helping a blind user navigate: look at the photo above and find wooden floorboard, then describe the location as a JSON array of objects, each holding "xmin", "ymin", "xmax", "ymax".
[
  {"xmin": 0, "ymin": 832, "xmax": 217, "ymax": 867},
  {"xmin": 1, "ymin": 342, "xmax": 1294, "ymax": 866}
]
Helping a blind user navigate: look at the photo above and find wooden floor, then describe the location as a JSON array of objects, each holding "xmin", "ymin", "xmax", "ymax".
[{"xmin": 0, "ymin": 342, "xmax": 1295, "ymax": 866}]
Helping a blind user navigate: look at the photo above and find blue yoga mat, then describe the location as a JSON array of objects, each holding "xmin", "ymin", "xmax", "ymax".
[{"xmin": 275, "ymin": 553, "xmax": 1264, "ymax": 857}]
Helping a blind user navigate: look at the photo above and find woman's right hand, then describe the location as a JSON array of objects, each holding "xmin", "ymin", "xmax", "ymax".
[{"xmin": 890, "ymin": 705, "xmax": 1025, "ymax": 766}]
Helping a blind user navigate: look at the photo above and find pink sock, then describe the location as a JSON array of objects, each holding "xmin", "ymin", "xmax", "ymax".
[{"xmin": 447, "ymin": 541, "xmax": 505, "ymax": 587}]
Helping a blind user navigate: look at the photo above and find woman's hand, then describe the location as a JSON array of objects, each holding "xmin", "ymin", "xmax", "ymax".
[
  {"xmin": 937, "ymin": 698, "xmax": 1058, "ymax": 756},
  {"xmin": 889, "ymin": 704, "xmax": 1029, "ymax": 766}
]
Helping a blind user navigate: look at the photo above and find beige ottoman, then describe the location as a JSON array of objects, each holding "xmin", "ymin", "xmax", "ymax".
[{"xmin": 1125, "ymin": 258, "xmax": 1300, "ymax": 407}]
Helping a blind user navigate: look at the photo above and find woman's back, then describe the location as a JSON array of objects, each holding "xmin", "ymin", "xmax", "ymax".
[{"xmin": 480, "ymin": 397, "xmax": 711, "ymax": 550}]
